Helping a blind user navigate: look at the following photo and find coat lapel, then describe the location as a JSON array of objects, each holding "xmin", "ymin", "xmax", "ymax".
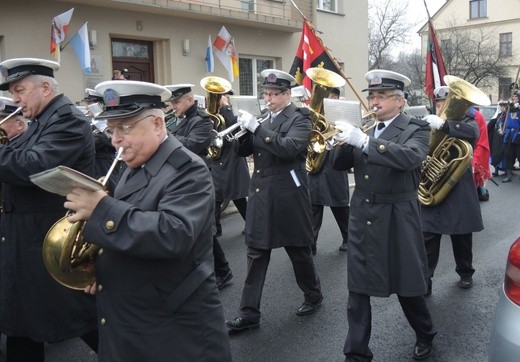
[
  {"xmin": 115, "ymin": 136, "xmax": 179, "ymax": 200},
  {"xmin": 379, "ymin": 114, "xmax": 409, "ymax": 141}
]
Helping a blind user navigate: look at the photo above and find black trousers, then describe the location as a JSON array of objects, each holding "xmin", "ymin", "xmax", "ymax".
[
  {"xmin": 312, "ymin": 204, "xmax": 349, "ymax": 245},
  {"xmin": 343, "ymin": 291, "xmax": 436, "ymax": 361},
  {"xmin": 213, "ymin": 235, "xmax": 230, "ymax": 277},
  {"xmin": 239, "ymin": 245, "xmax": 322, "ymax": 321},
  {"xmin": 5, "ymin": 330, "xmax": 98, "ymax": 362},
  {"xmin": 424, "ymin": 232, "xmax": 475, "ymax": 279},
  {"xmin": 504, "ymin": 142, "xmax": 520, "ymax": 171},
  {"xmin": 213, "ymin": 198, "xmax": 248, "ymax": 277},
  {"xmin": 215, "ymin": 197, "xmax": 247, "ymax": 231}
]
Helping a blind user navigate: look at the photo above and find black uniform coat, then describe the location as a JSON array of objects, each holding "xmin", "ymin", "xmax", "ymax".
[
  {"xmin": 330, "ymin": 114, "xmax": 430, "ymax": 297},
  {"xmin": 168, "ymin": 101, "xmax": 213, "ymax": 157},
  {"xmin": 421, "ymin": 115, "xmax": 484, "ymax": 234},
  {"xmin": 83, "ymin": 136, "xmax": 231, "ymax": 362},
  {"xmin": 210, "ymin": 105, "xmax": 250, "ymax": 202},
  {"xmin": 237, "ymin": 103, "xmax": 313, "ymax": 249},
  {"xmin": 0, "ymin": 94, "xmax": 97, "ymax": 341},
  {"xmin": 487, "ymin": 112, "xmax": 507, "ymax": 167},
  {"xmin": 309, "ymin": 151, "xmax": 350, "ymax": 207}
]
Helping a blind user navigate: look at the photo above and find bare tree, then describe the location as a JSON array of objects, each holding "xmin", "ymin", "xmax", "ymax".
[
  {"xmin": 438, "ymin": 18, "xmax": 508, "ymax": 91},
  {"xmin": 368, "ymin": 0, "xmax": 418, "ymax": 70}
]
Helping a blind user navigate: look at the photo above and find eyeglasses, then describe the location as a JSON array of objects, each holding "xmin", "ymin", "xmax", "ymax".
[
  {"xmin": 366, "ymin": 94, "xmax": 399, "ymax": 102},
  {"xmin": 262, "ymin": 91, "xmax": 285, "ymax": 98},
  {"xmin": 105, "ymin": 114, "xmax": 154, "ymax": 136}
]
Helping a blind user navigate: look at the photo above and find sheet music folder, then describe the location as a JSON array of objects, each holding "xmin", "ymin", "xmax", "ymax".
[
  {"xmin": 30, "ymin": 166, "xmax": 103, "ymax": 197},
  {"xmin": 323, "ymin": 98, "xmax": 363, "ymax": 128}
]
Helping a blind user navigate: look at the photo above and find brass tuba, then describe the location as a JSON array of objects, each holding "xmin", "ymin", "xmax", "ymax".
[
  {"xmin": 418, "ymin": 75, "xmax": 491, "ymax": 206},
  {"xmin": 305, "ymin": 67, "xmax": 346, "ymax": 174},
  {"xmin": 200, "ymin": 76, "xmax": 232, "ymax": 159},
  {"xmin": 43, "ymin": 147, "xmax": 123, "ymax": 290}
]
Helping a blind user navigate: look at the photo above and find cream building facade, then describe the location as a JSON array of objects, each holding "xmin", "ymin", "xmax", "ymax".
[
  {"xmin": 419, "ymin": 0, "xmax": 520, "ymax": 102},
  {"xmin": 1, "ymin": 0, "xmax": 368, "ymax": 105}
]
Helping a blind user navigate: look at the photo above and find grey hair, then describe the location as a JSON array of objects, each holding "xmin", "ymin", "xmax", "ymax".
[{"xmin": 30, "ymin": 75, "xmax": 60, "ymax": 93}]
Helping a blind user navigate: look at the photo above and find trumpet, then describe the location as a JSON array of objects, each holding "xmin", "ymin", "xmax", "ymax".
[{"xmin": 228, "ymin": 108, "xmax": 271, "ymax": 141}]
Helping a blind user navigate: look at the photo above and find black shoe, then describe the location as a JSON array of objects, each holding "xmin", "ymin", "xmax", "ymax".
[
  {"xmin": 413, "ymin": 342, "xmax": 433, "ymax": 360},
  {"xmin": 296, "ymin": 295, "xmax": 323, "ymax": 316},
  {"xmin": 503, "ymin": 176, "xmax": 513, "ymax": 183},
  {"xmin": 459, "ymin": 276, "xmax": 473, "ymax": 289},
  {"xmin": 225, "ymin": 317, "xmax": 260, "ymax": 333},
  {"xmin": 425, "ymin": 279, "xmax": 432, "ymax": 297},
  {"xmin": 339, "ymin": 242, "xmax": 348, "ymax": 251},
  {"xmin": 216, "ymin": 270, "xmax": 233, "ymax": 290}
]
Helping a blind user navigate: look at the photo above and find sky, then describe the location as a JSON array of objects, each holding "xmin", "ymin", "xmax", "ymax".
[{"xmin": 405, "ymin": 0, "xmax": 447, "ymax": 50}]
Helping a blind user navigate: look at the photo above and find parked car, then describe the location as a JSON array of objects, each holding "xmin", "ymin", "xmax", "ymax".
[
  {"xmin": 476, "ymin": 105, "xmax": 497, "ymax": 124},
  {"xmin": 488, "ymin": 236, "xmax": 520, "ymax": 361}
]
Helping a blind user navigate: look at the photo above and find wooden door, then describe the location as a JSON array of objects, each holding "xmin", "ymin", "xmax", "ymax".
[{"xmin": 111, "ymin": 38, "xmax": 154, "ymax": 82}]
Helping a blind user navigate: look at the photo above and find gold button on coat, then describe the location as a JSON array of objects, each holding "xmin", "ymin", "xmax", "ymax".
[
  {"xmin": 264, "ymin": 137, "xmax": 271, "ymax": 143},
  {"xmin": 100, "ymin": 318, "xmax": 106, "ymax": 325},
  {"xmin": 366, "ymin": 221, "xmax": 372, "ymax": 226},
  {"xmin": 105, "ymin": 220, "xmax": 115, "ymax": 230},
  {"xmin": 98, "ymin": 248, "xmax": 104, "ymax": 256},
  {"xmin": 97, "ymin": 284, "xmax": 103, "ymax": 292},
  {"xmin": 364, "ymin": 175, "xmax": 369, "ymax": 180}
]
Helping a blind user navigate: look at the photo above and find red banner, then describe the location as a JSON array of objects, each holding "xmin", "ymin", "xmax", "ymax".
[
  {"xmin": 424, "ymin": 21, "xmax": 448, "ymax": 101},
  {"xmin": 289, "ymin": 21, "xmax": 342, "ymax": 94}
]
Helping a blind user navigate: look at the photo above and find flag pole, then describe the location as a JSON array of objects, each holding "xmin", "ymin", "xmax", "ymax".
[
  {"xmin": 59, "ymin": 22, "xmax": 86, "ymax": 51},
  {"xmin": 289, "ymin": 1, "xmax": 369, "ymax": 111}
]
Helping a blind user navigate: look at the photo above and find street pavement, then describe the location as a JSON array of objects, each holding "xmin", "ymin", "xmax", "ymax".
[{"xmin": 1, "ymin": 171, "xmax": 519, "ymax": 361}]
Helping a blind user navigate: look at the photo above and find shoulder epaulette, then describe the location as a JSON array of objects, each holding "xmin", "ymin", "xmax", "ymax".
[
  {"xmin": 167, "ymin": 148, "xmax": 192, "ymax": 169},
  {"xmin": 409, "ymin": 117, "xmax": 429, "ymax": 127}
]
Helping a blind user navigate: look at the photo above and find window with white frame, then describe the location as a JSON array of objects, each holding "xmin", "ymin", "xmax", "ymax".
[
  {"xmin": 499, "ymin": 33, "xmax": 512, "ymax": 57},
  {"xmin": 239, "ymin": 57, "xmax": 276, "ymax": 96},
  {"xmin": 317, "ymin": 0, "xmax": 337, "ymax": 13},
  {"xmin": 240, "ymin": 0, "xmax": 255, "ymax": 13},
  {"xmin": 469, "ymin": 0, "xmax": 487, "ymax": 19}
]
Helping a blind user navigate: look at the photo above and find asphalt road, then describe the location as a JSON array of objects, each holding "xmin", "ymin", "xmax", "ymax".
[{"xmin": 1, "ymin": 171, "xmax": 518, "ymax": 361}]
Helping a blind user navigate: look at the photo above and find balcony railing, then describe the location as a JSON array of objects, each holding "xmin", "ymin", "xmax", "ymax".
[{"xmin": 105, "ymin": 0, "xmax": 314, "ymax": 31}]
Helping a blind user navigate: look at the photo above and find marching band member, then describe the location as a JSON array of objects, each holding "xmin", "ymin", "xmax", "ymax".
[
  {"xmin": 309, "ymin": 87, "xmax": 350, "ymax": 254},
  {"xmin": 0, "ymin": 58, "xmax": 97, "ymax": 361},
  {"xmin": 422, "ymin": 85, "xmax": 483, "ymax": 296},
  {"xmin": 164, "ymin": 84, "xmax": 213, "ymax": 157},
  {"xmin": 226, "ymin": 69, "xmax": 323, "ymax": 334},
  {"xmin": 330, "ymin": 70, "xmax": 436, "ymax": 360},
  {"xmin": 209, "ymin": 91, "xmax": 250, "ymax": 289},
  {"xmin": 65, "ymin": 80, "xmax": 231, "ymax": 361},
  {"xmin": 0, "ymin": 97, "xmax": 28, "ymax": 142}
]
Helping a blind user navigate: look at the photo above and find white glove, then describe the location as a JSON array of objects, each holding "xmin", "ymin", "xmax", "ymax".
[
  {"xmin": 210, "ymin": 136, "xmax": 223, "ymax": 148},
  {"xmin": 237, "ymin": 110, "xmax": 259, "ymax": 133},
  {"xmin": 423, "ymin": 114, "xmax": 445, "ymax": 130},
  {"xmin": 334, "ymin": 120, "xmax": 369, "ymax": 149}
]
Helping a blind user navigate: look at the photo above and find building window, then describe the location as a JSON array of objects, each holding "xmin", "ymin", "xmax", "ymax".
[
  {"xmin": 240, "ymin": 0, "xmax": 255, "ymax": 13},
  {"xmin": 499, "ymin": 33, "xmax": 512, "ymax": 57},
  {"xmin": 317, "ymin": 0, "xmax": 337, "ymax": 13},
  {"xmin": 239, "ymin": 57, "xmax": 275, "ymax": 96},
  {"xmin": 499, "ymin": 77, "xmax": 512, "ymax": 101},
  {"xmin": 469, "ymin": 0, "xmax": 487, "ymax": 19}
]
